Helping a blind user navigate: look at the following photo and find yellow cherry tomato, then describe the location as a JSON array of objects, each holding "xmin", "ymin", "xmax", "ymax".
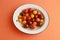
[
  {"xmin": 26, "ymin": 13, "xmax": 29, "ymax": 16},
  {"xmin": 18, "ymin": 15, "xmax": 22, "ymax": 19},
  {"xmin": 22, "ymin": 20, "xmax": 26, "ymax": 24},
  {"xmin": 33, "ymin": 22, "xmax": 37, "ymax": 25},
  {"xmin": 40, "ymin": 19, "xmax": 44, "ymax": 23},
  {"xmin": 18, "ymin": 19, "xmax": 22, "ymax": 22}
]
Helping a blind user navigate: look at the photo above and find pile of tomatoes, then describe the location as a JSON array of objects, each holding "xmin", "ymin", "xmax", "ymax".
[{"xmin": 18, "ymin": 8, "xmax": 45, "ymax": 29}]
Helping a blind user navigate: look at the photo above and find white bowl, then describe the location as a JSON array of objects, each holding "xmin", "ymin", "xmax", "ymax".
[{"xmin": 13, "ymin": 4, "xmax": 49, "ymax": 34}]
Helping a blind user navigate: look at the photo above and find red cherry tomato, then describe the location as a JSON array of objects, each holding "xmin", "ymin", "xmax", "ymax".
[
  {"xmin": 31, "ymin": 18, "xmax": 35, "ymax": 22},
  {"xmin": 36, "ymin": 18, "xmax": 40, "ymax": 22},
  {"xmin": 27, "ymin": 21, "xmax": 32, "ymax": 25},
  {"xmin": 30, "ymin": 24, "xmax": 36, "ymax": 29},
  {"xmin": 20, "ymin": 13, "xmax": 25, "ymax": 16},
  {"xmin": 22, "ymin": 16, "xmax": 26, "ymax": 20},
  {"xmin": 23, "ymin": 9, "xmax": 28, "ymax": 13},
  {"xmin": 34, "ymin": 15, "xmax": 38, "ymax": 18},
  {"xmin": 37, "ymin": 22, "xmax": 43, "ymax": 26},
  {"xmin": 23, "ymin": 24, "xmax": 28, "ymax": 28},
  {"xmin": 27, "ymin": 16, "xmax": 31, "ymax": 20},
  {"xmin": 37, "ymin": 11, "xmax": 41, "ymax": 15},
  {"xmin": 37, "ymin": 22, "xmax": 40, "ymax": 26},
  {"xmin": 28, "ymin": 8, "xmax": 33, "ymax": 13},
  {"xmin": 38, "ymin": 14, "xmax": 44, "ymax": 19}
]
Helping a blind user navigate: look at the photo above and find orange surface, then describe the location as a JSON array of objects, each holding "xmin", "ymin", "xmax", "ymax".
[{"xmin": 0, "ymin": 0, "xmax": 60, "ymax": 40}]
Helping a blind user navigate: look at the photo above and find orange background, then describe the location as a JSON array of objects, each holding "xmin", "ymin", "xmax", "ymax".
[{"xmin": 0, "ymin": 0, "xmax": 60, "ymax": 40}]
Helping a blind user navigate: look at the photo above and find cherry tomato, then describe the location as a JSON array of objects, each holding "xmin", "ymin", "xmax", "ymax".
[
  {"xmin": 18, "ymin": 15, "xmax": 22, "ymax": 19},
  {"xmin": 25, "ymin": 13, "xmax": 29, "ymax": 16},
  {"xmin": 37, "ymin": 22, "xmax": 40, "ymax": 26},
  {"xmin": 36, "ymin": 18, "xmax": 40, "ymax": 22},
  {"xmin": 33, "ymin": 22, "xmax": 37, "ymax": 25},
  {"xmin": 18, "ymin": 19, "xmax": 22, "ymax": 22},
  {"xmin": 22, "ymin": 20, "xmax": 26, "ymax": 24},
  {"xmin": 30, "ymin": 24, "xmax": 36, "ymax": 29},
  {"xmin": 20, "ymin": 13, "xmax": 25, "ymax": 16},
  {"xmin": 37, "ymin": 11, "xmax": 41, "ymax": 15},
  {"xmin": 31, "ymin": 18, "xmax": 35, "ymax": 22},
  {"xmin": 33, "ymin": 10, "xmax": 37, "ymax": 15},
  {"xmin": 23, "ymin": 9, "xmax": 28, "ymax": 13},
  {"xmin": 37, "ymin": 22, "xmax": 43, "ymax": 26},
  {"xmin": 23, "ymin": 24, "xmax": 28, "ymax": 28},
  {"xmin": 27, "ymin": 21, "xmax": 32, "ymax": 25},
  {"xmin": 27, "ymin": 16, "xmax": 31, "ymax": 20},
  {"xmin": 40, "ymin": 19, "xmax": 44, "ymax": 23},
  {"xmin": 38, "ymin": 14, "xmax": 44, "ymax": 19},
  {"xmin": 22, "ymin": 16, "xmax": 26, "ymax": 20},
  {"xmin": 31, "ymin": 14, "xmax": 34, "ymax": 18},
  {"xmin": 34, "ymin": 15, "xmax": 38, "ymax": 18},
  {"xmin": 28, "ymin": 8, "xmax": 33, "ymax": 13}
]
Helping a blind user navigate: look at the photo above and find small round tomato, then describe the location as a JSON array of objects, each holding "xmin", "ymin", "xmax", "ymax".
[
  {"xmin": 25, "ymin": 13, "xmax": 29, "ymax": 16},
  {"xmin": 22, "ymin": 20, "xmax": 26, "ymax": 24},
  {"xmin": 37, "ymin": 11, "xmax": 41, "ymax": 15},
  {"xmin": 18, "ymin": 19, "xmax": 22, "ymax": 22},
  {"xmin": 33, "ymin": 10, "xmax": 37, "ymax": 15},
  {"xmin": 23, "ymin": 24, "xmax": 28, "ymax": 28},
  {"xmin": 41, "ymin": 15, "xmax": 44, "ymax": 19},
  {"xmin": 30, "ymin": 24, "xmax": 36, "ymax": 29},
  {"xmin": 38, "ymin": 14, "xmax": 44, "ymax": 19},
  {"xmin": 18, "ymin": 15, "xmax": 22, "ymax": 19},
  {"xmin": 27, "ymin": 16, "xmax": 31, "ymax": 20},
  {"xmin": 20, "ymin": 13, "xmax": 25, "ymax": 16},
  {"xmin": 34, "ymin": 15, "xmax": 38, "ymax": 18},
  {"xmin": 27, "ymin": 21, "xmax": 32, "ymax": 25},
  {"xmin": 31, "ymin": 18, "xmax": 35, "ymax": 22},
  {"xmin": 40, "ymin": 22, "xmax": 43, "ymax": 26},
  {"xmin": 23, "ymin": 9, "xmax": 28, "ymax": 13},
  {"xmin": 22, "ymin": 16, "xmax": 26, "ymax": 20},
  {"xmin": 37, "ymin": 22, "xmax": 43, "ymax": 26},
  {"xmin": 31, "ymin": 14, "xmax": 34, "ymax": 18},
  {"xmin": 28, "ymin": 8, "xmax": 33, "ymax": 13},
  {"xmin": 36, "ymin": 18, "xmax": 40, "ymax": 22},
  {"xmin": 40, "ymin": 19, "xmax": 44, "ymax": 23},
  {"xmin": 33, "ymin": 22, "xmax": 37, "ymax": 25},
  {"xmin": 37, "ymin": 22, "xmax": 40, "ymax": 26}
]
